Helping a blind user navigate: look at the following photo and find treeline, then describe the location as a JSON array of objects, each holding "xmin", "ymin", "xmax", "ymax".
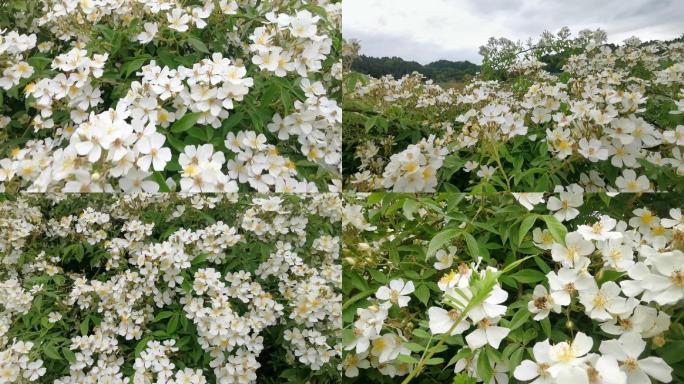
[{"xmin": 351, "ymin": 55, "xmax": 480, "ymax": 83}]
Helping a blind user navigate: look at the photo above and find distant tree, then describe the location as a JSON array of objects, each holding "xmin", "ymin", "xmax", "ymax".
[{"xmin": 350, "ymin": 55, "xmax": 479, "ymax": 82}]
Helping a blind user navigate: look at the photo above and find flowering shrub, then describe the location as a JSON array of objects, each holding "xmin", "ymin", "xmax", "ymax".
[
  {"xmin": 0, "ymin": 193, "xmax": 341, "ymax": 383},
  {"xmin": 342, "ymin": 192, "xmax": 684, "ymax": 383},
  {"xmin": 343, "ymin": 29, "xmax": 684, "ymax": 193},
  {"xmin": 0, "ymin": 0, "xmax": 341, "ymax": 193}
]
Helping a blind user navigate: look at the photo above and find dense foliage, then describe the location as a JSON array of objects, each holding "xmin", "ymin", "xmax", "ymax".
[
  {"xmin": 350, "ymin": 55, "xmax": 479, "ymax": 84},
  {"xmin": 343, "ymin": 29, "xmax": 684, "ymax": 193},
  {"xmin": 0, "ymin": 193, "xmax": 341, "ymax": 383},
  {"xmin": 342, "ymin": 192, "xmax": 684, "ymax": 384},
  {"xmin": 0, "ymin": 0, "xmax": 342, "ymax": 193}
]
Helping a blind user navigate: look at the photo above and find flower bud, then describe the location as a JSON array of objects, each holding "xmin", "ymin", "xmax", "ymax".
[
  {"xmin": 653, "ymin": 335, "xmax": 666, "ymax": 348},
  {"xmin": 565, "ymin": 320, "xmax": 574, "ymax": 330}
]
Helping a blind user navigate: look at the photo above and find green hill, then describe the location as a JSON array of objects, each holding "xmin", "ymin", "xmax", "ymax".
[{"xmin": 351, "ymin": 55, "xmax": 480, "ymax": 83}]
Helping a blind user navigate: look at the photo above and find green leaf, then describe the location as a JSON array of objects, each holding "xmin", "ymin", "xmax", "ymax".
[
  {"xmin": 43, "ymin": 343, "xmax": 62, "ymax": 360},
  {"xmin": 426, "ymin": 228, "xmax": 459, "ymax": 258},
  {"xmin": 518, "ymin": 214, "xmax": 537, "ymax": 246},
  {"xmin": 404, "ymin": 342, "xmax": 425, "ymax": 352},
  {"xmin": 541, "ymin": 215, "xmax": 567, "ymax": 244},
  {"xmin": 476, "ymin": 347, "xmax": 492, "ymax": 383},
  {"xmin": 412, "ymin": 329, "xmax": 432, "ymax": 339},
  {"xmin": 170, "ymin": 112, "xmax": 203, "ymax": 133},
  {"xmin": 402, "ymin": 198, "xmax": 419, "ymax": 220},
  {"xmin": 167, "ymin": 314, "xmax": 179, "ymax": 334},
  {"xmin": 415, "ymin": 284, "xmax": 431, "ymax": 305},
  {"xmin": 425, "ymin": 357, "xmax": 444, "ymax": 365},
  {"xmin": 462, "ymin": 232, "xmax": 480, "ymax": 260},
  {"xmin": 507, "ymin": 308, "xmax": 531, "ymax": 331},
  {"xmin": 510, "ymin": 269, "xmax": 546, "ymax": 284},
  {"xmin": 152, "ymin": 172, "xmax": 170, "ymax": 192},
  {"xmin": 658, "ymin": 341, "xmax": 684, "ymax": 364},
  {"xmin": 192, "ymin": 253, "xmax": 210, "ymax": 266},
  {"xmin": 540, "ymin": 317, "xmax": 551, "ymax": 338},
  {"xmin": 62, "ymin": 347, "xmax": 76, "ymax": 363},
  {"xmin": 186, "ymin": 36, "xmax": 209, "ymax": 54},
  {"xmin": 80, "ymin": 317, "xmax": 89, "ymax": 336},
  {"xmin": 397, "ymin": 354, "xmax": 420, "ymax": 364},
  {"xmin": 134, "ymin": 336, "xmax": 151, "ymax": 357},
  {"xmin": 368, "ymin": 269, "xmax": 387, "ymax": 283},
  {"xmin": 123, "ymin": 56, "xmax": 151, "ymax": 77},
  {"xmin": 154, "ymin": 311, "xmax": 175, "ymax": 322},
  {"xmin": 221, "ymin": 111, "xmax": 244, "ymax": 134}
]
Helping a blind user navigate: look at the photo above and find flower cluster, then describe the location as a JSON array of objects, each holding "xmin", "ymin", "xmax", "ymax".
[
  {"xmin": 344, "ymin": 29, "xmax": 684, "ymax": 192},
  {"xmin": 0, "ymin": 0, "xmax": 341, "ymax": 192},
  {"xmin": 342, "ymin": 193, "xmax": 684, "ymax": 383},
  {"xmin": 0, "ymin": 30, "xmax": 37, "ymax": 90},
  {"xmin": 380, "ymin": 135, "xmax": 448, "ymax": 192},
  {"xmin": 0, "ymin": 193, "xmax": 341, "ymax": 383}
]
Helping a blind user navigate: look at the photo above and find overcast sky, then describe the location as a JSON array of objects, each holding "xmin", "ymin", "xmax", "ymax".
[{"xmin": 343, "ymin": 0, "xmax": 684, "ymax": 64}]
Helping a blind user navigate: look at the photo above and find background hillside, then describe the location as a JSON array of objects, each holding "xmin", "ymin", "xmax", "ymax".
[{"xmin": 351, "ymin": 55, "xmax": 480, "ymax": 83}]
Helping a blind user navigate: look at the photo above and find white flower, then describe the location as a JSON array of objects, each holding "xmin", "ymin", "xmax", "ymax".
[
  {"xmin": 579, "ymin": 281, "xmax": 626, "ymax": 321},
  {"xmin": 167, "ymin": 8, "xmax": 191, "ymax": 32},
  {"xmin": 48, "ymin": 312, "xmax": 62, "ymax": 323},
  {"xmin": 648, "ymin": 250, "xmax": 684, "ymax": 305},
  {"xmin": 137, "ymin": 132, "xmax": 172, "ymax": 171},
  {"xmin": 546, "ymin": 192, "xmax": 583, "ymax": 222},
  {"xmin": 23, "ymin": 360, "xmax": 46, "ymax": 381},
  {"xmin": 464, "ymin": 284, "xmax": 508, "ymax": 323},
  {"xmin": 600, "ymin": 240, "xmax": 634, "ymax": 272},
  {"xmin": 136, "ymin": 22, "xmax": 158, "ymax": 44},
  {"xmin": 342, "ymin": 352, "xmax": 370, "ymax": 378},
  {"xmin": 599, "ymin": 332, "xmax": 673, "ymax": 384},
  {"xmin": 547, "ymin": 332, "xmax": 593, "ymax": 381},
  {"xmin": 465, "ymin": 316, "xmax": 510, "ymax": 349},
  {"xmin": 576, "ymin": 215, "xmax": 622, "ymax": 241},
  {"xmin": 376, "ymin": 279, "xmax": 415, "ymax": 308},
  {"xmin": 433, "ymin": 246, "xmax": 456, "ymax": 270},
  {"xmin": 514, "ymin": 339, "xmax": 553, "ymax": 383},
  {"xmin": 428, "ymin": 306, "xmax": 469, "ymax": 335},
  {"xmin": 615, "ymin": 169, "xmax": 651, "ymax": 192},
  {"xmin": 528, "ymin": 284, "xmax": 569, "ymax": 320},
  {"xmin": 120, "ymin": 168, "xmax": 159, "ymax": 193},
  {"xmin": 513, "ymin": 193, "xmax": 545, "ymax": 211},
  {"xmin": 477, "ymin": 165, "xmax": 496, "ymax": 179},
  {"xmin": 661, "ymin": 208, "xmax": 684, "ymax": 230},
  {"xmin": 551, "ymin": 232, "xmax": 595, "ymax": 267},
  {"xmin": 578, "ymin": 138, "xmax": 609, "ymax": 162},
  {"xmin": 370, "ymin": 333, "xmax": 406, "ymax": 363},
  {"xmin": 533, "ymin": 228, "xmax": 555, "ymax": 250}
]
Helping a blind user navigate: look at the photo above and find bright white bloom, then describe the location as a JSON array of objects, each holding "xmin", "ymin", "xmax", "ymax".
[
  {"xmin": 551, "ymin": 232, "xmax": 595, "ymax": 267},
  {"xmin": 599, "ymin": 332, "xmax": 673, "ymax": 384},
  {"xmin": 546, "ymin": 192, "xmax": 583, "ymax": 222},
  {"xmin": 513, "ymin": 193, "xmax": 545, "ymax": 211},
  {"xmin": 376, "ymin": 279, "xmax": 415, "ymax": 308},
  {"xmin": 428, "ymin": 306, "xmax": 469, "ymax": 335}
]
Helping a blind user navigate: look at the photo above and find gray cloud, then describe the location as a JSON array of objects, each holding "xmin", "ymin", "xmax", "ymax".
[
  {"xmin": 344, "ymin": 0, "xmax": 684, "ymax": 64},
  {"xmin": 347, "ymin": 28, "xmax": 482, "ymax": 64}
]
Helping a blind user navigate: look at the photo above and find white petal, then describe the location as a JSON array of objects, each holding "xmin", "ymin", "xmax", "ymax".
[
  {"xmin": 485, "ymin": 326, "xmax": 510, "ymax": 349},
  {"xmin": 619, "ymin": 332, "xmax": 646, "ymax": 358},
  {"xmin": 572, "ymin": 332, "xmax": 593, "ymax": 356},
  {"xmin": 514, "ymin": 360, "xmax": 540, "ymax": 381},
  {"xmin": 465, "ymin": 328, "xmax": 487, "ymax": 349},
  {"xmin": 428, "ymin": 307, "xmax": 451, "ymax": 334},
  {"xmin": 638, "ymin": 357, "xmax": 673, "ymax": 382},
  {"xmin": 376, "ymin": 286, "xmax": 391, "ymax": 301}
]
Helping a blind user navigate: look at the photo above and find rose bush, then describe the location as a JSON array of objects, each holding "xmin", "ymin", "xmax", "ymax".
[
  {"xmin": 343, "ymin": 29, "xmax": 684, "ymax": 193},
  {"xmin": 0, "ymin": 193, "xmax": 341, "ymax": 383},
  {"xmin": 0, "ymin": 0, "xmax": 341, "ymax": 193},
  {"xmin": 342, "ymin": 192, "xmax": 684, "ymax": 383}
]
